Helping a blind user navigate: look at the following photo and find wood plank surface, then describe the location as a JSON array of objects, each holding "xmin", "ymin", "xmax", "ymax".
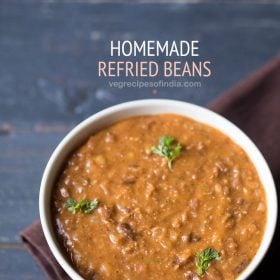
[
  {"xmin": 0, "ymin": 249, "xmax": 45, "ymax": 279},
  {"xmin": 0, "ymin": 1, "xmax": 279, "ymax": 278}
]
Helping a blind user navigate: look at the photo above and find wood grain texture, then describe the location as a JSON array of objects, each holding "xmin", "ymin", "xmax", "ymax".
[
  {"xmin": 0, "ymin": 130, "xmax": 67, "ymax": 242},
  {"xmin": 1, "ymin": 2, "xmax": 280, "ymax": 126},
  {"xmin": 0, "ymin": 1, "xmax": 280, "ymax": 278},
  {"xmin": 0, "ymin": 249, "xmax": 45, "ymax": 280}
]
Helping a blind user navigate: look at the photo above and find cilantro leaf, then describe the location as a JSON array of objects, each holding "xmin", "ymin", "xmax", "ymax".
[
  {"xmin": 196, "ymin": 247, "xmax": 220, "ymax": 276},
  {"xmin": 80, "ymin": 198, "xmax": 99, "ymax": 214},
  {"xmin": 152, "ymin": 136, "xmax": 182, "ymax": 170},
  {"xmin": 65, "ymin": 198, "xmax": 99, "ymax": 214},
  {"xmin": 65, "ymin": 198, "xmax": 79, "ymax": 214}
]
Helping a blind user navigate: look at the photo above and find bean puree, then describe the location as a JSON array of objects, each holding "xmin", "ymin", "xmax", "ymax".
[{"xmin": 52, "ymin": 114, "xmax": 266, "ymax": 280}]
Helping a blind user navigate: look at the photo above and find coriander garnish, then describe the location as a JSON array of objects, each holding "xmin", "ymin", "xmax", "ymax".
[
  {"xmin": 152, "ymin": 136, "xmax": 182, "ymax": 170},
  {"xmin": 65, "ymin": 198, "xmax": 99, "ymax": 214},
  {"xmin": 196, "ymin": 247, "xmax": 220, "ymax": 276}
]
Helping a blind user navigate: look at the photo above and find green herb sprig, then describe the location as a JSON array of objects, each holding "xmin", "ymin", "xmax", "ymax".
[
  {"xmin": 65, "ymin": 198, "xmax": 99, "ymax": 214},
  {"xmin": 196, "ymin": 247, "xmax": 220, "ymax": 276},
  {"xmin": 152, "ymin": 136, "xmax": 182, "ymax": 170}
]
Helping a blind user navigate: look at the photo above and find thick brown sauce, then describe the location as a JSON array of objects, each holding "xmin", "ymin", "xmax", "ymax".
[{"xmin": 52, "ymin": 114, "xmax": 266, "ymax": 280}]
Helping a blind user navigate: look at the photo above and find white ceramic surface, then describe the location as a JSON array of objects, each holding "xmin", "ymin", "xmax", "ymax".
[{"xmin": 39, "ymin": 99, "xmax": 277, "ymax": 280}]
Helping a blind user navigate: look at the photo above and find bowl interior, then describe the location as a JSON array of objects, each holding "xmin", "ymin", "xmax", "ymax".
[{"xmin": 40, "ymin": 99, "xmax": 277, "ymax": 280}]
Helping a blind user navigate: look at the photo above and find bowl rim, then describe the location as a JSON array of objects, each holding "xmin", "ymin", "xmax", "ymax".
[{"xmin": 39, "ymin": 99, "xmax": 277, "ymax": 280}]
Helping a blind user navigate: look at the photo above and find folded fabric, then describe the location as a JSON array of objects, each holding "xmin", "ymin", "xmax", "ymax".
[
  {"xmin": 21, "ymin": 220, "xmax": 70, "ymax": 280},
  {"xmin": 21, "ymin": 56, "xmax": 280, "ymax": 279}
]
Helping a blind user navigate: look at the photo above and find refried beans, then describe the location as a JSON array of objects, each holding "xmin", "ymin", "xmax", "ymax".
[{"xmin": 52, "ymin": 114, "xmax": 266, "ymax": 280}]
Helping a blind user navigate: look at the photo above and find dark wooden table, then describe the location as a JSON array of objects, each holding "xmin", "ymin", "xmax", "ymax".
[{"xmin": 0, "ymin": 1, "xmax": 280, "ymax": 279}]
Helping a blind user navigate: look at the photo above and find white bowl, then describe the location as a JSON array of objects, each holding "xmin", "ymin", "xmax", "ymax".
[{"xmin": 39, "ymin": 99, "xmax": 277, "ymax": 280}]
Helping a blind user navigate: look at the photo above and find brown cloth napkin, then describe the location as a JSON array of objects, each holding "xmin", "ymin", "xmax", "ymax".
[
  {"xmin": 21, "ymin": 220, "xmax": 71, "ymax": 280},
  {"xmin": 20, "ymin": 56, "xmax": 280, "ymax": 280}
]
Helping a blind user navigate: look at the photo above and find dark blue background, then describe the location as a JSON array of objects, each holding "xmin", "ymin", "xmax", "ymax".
[{"xmin": 0, "ymin": 1, "xmax": 279, "ymax": 279}]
